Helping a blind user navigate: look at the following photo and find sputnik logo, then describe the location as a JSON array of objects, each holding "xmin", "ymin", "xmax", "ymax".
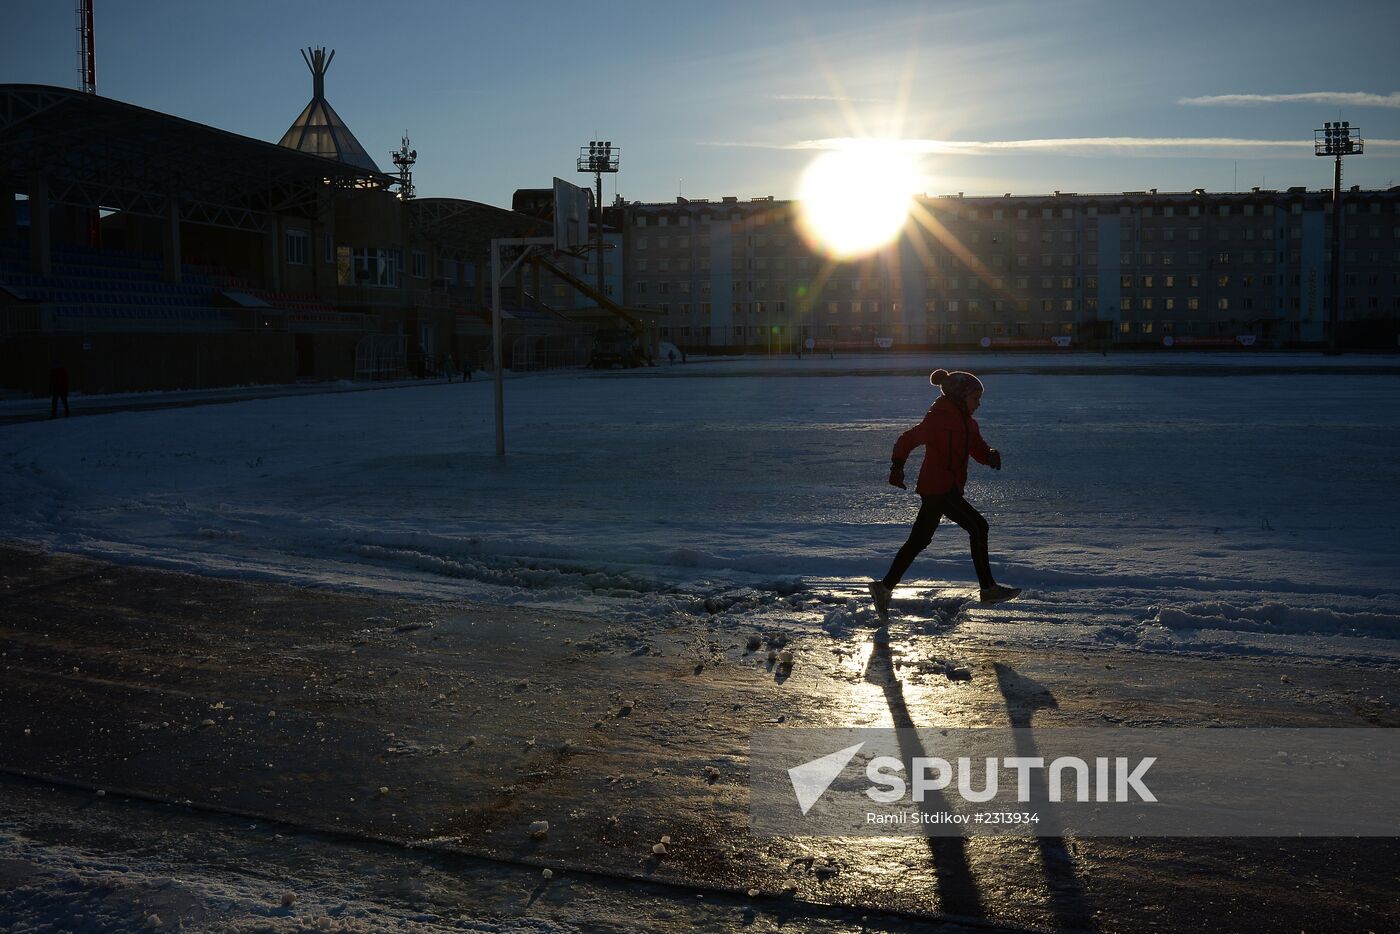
[{"xmin": 788, "ymin": 742, "xmax": 865, "ymax": 815}]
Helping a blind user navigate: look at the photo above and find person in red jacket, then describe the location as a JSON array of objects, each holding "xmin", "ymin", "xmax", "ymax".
[{"xmin": 868, "ymin": 368, "xmax": 1019, "ymax": 618}]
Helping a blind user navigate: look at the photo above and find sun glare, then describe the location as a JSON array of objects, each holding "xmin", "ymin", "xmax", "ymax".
[{"xmin": 796, "ymin": 143, "xmax": 922, "ymax": 259}]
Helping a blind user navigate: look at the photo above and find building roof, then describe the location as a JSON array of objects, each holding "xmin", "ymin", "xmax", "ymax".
[
  {"xmin": 277, "ymin": 48, "xmax": 382, "ymax": 173},
  {"xmin": 409, "ymin": 197, "xmax": 549, "ymax": 254},
  {"xmin": 0, "ymin": 84, "xmax": 392, "ymax": 232}
]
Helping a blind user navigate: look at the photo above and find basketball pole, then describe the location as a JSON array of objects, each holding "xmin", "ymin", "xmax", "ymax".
[{"xmin": 490, "ymin": 236, "xmax": 553, "ymax": 456}]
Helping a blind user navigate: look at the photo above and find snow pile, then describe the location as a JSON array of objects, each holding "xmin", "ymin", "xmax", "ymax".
[{"xmin": 1148, "ymin": 601, "xmax": 1400, "ymax": 637}]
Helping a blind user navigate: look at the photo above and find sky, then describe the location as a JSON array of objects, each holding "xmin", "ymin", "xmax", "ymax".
[{"xmin": 4, "ymin": 0, "xmax": 1400, "ymax": 207}]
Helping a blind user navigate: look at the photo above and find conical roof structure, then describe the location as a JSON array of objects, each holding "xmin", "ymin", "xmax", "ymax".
[{"xmin": 278, "ymin": 48, "xmax": 381, "ymax": 173}]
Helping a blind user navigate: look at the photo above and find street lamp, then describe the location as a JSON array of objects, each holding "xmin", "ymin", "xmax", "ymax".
[
  {"xmin": 1315, "ymin": 121, "xmax": 1364, "ymax": 354},
  {"xmin": 577, "ymin": 140, "xmax": 620, "ymax": 302}
]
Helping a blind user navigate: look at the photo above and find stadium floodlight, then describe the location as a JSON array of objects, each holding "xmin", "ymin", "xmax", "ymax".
[
  {"xmin": 577, "ymin": 138, "xmax": 621, "ymax": 300},
  {"xmin": 1314, "ymin": 120, "xmax": 1364, "ymax": 354}
]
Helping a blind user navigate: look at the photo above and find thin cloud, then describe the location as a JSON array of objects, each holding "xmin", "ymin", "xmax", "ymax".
[
  {"xmin": 1180, "ymin": 91, "xmax": 1400, "ymax": 109},
  {"xmin": 700, "ymin": 136, "xmax": 1400, "ymax": 155},
  {"xmin": 769, "ymin": 94, "xmax": 889, "ymax": 104}
]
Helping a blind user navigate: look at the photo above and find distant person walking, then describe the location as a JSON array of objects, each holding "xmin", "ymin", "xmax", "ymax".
[
  {"xmin": 868, "ymin": 368, "xmax": 1019, "ymax": 619},
  {"xmin": 668, "ymin": 348, "xmax": 677, "ymax": 366},
  {"xmin": 462, "ymin": 356, "xmax": 473, "ymax": 382},
  {"xmin": 444, "ymin": 354, "xmax": 457, "ymax": 383},
  {"xmin": 48, "ymin": 359, "xmax": 70, "ymax": 419}
]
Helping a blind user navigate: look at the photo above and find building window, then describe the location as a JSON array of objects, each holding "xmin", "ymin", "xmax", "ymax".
[
  {"xmin": 286, "ymin": 228, "xmax": 310, "ymax": 266},
  {"xmin": 411, "ymin": 250, "xmax": 426, "ymax": 279},
  {"xmin": 341, "ymin": 246, "xmax": 399, "ymax": 287},
  {"xmin": 635, "ymin": 216, "xmax": 647, "ymax": 227},
  {"xmin": 323, "ymin": 231, "xmax": 334, "ymax": 264}
]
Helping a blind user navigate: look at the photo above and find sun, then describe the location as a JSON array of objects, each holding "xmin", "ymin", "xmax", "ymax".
[{"xmin": 796, "ymin": 142, "xmax": 922, "ymax": 259}]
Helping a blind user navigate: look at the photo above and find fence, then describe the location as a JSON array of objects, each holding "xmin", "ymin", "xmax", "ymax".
[
  {"xmin": 511, "ymin": 334, "xmax": 590, "ymax": 371},
  {"xmin": 354, "ymin": 334, "xmax": 407, "ymax": 380}
]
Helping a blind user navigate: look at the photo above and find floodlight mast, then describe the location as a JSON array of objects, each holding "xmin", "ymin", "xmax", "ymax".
[
  {"xmin": 1315, "ymin": 121, "xmax": 1364, "ymax": 354},
  {"xmin": 577, "ymin": 141, "xmax": 620, "ymax": 302}
]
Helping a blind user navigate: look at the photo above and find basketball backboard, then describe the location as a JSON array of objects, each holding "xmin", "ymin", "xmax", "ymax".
[{"xmin": 553, "ymin": 177, "xmax": 591, "ymax": 250}]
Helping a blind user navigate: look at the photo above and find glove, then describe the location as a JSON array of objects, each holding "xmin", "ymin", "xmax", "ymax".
[
  {"xmin": 888, "ymin": 464, "xmax": 907, "ymax": 489},
  {"xmin": 987, "ymin": 449, "xmax": 1002, "ymax": 470}
]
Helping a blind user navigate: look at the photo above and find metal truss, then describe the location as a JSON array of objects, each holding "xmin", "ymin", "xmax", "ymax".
[{"xmin": 0, "ymin": 84, "xmax": 392, "ymax": 233}]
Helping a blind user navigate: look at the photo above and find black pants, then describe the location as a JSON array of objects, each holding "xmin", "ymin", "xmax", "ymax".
[
  {"xmin": 50, "ymin": 392, "xmax": 69, "ymax": 418},
  {"xmin": 882, "ymin": 491, "xmax": 994, "ymax": 590}
]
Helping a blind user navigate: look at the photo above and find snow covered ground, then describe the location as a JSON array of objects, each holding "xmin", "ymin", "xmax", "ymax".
[{"xmin": 3, "ymin": 352, "xmax": 1399, "ymax": 666}]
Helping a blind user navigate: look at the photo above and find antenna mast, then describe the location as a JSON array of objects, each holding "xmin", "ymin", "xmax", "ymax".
[
  {"xmin": 391, "ymin": 132, "xmax": 417, "ymax": 201},
  {"xmin": 76, "ymin": 0, "xmax": 96, "ymax": 93}
]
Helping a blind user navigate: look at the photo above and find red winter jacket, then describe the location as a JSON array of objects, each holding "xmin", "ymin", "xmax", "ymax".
[{"xmin": 891, "ymin": 395, "xmax": 993, "ymax": 495}]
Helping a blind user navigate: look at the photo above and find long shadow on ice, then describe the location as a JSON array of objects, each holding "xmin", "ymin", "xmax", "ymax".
[
  {"xmin": 993, "ymin": 662, "xmax": 1097, "ymax": 932},
  {"xmin": 864, "ymin": 638, "xmax": 986, "ymax": 921}
]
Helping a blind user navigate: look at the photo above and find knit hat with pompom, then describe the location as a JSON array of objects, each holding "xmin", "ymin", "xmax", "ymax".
[{"xmin": 930, "ymin": 368, "xmax": 984, "ymax": 401}]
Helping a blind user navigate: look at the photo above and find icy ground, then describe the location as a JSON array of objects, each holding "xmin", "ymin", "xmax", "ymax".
[{"xmin": 3, "ymin": 353, "xmax": 1399, "ymax": 665}]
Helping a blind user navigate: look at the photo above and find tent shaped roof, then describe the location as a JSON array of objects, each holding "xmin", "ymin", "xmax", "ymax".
[{"xmin": 277, "ymin": 48, "xmax": 381, "ymax": 173}]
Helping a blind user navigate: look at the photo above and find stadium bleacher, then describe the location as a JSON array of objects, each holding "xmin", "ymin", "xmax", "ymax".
[{"xmin": 0, "ymin": 241, "xmax": 239, "ymax": 332}]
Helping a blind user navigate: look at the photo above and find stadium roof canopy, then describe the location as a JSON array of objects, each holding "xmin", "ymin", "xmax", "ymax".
[
  {"xmin": 409, "ymin": 197, "xmax": 549, "ymax": 254},
  {"xmin": 0, "ymin": 84, "xmax": 394, "ymax": 233}
]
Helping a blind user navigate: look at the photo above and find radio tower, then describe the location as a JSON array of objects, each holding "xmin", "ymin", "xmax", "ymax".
[
  {"xmin": 76, "ymin": 0, "xmax": 100, "ymax": 246},
  {"xmin": 76, "ymin": 0, "xmax": 96, "ymax": 93}
]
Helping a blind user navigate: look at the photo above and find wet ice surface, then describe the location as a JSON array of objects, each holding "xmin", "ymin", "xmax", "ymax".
[{"xmin": 3, "ymin": 353, "xmax": 1399, "ymax": 666}]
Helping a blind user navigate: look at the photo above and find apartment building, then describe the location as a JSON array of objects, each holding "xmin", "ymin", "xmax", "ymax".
[{"xmin": 623, "ymin": 188, "xmax": 1400, "ymax": 351}]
